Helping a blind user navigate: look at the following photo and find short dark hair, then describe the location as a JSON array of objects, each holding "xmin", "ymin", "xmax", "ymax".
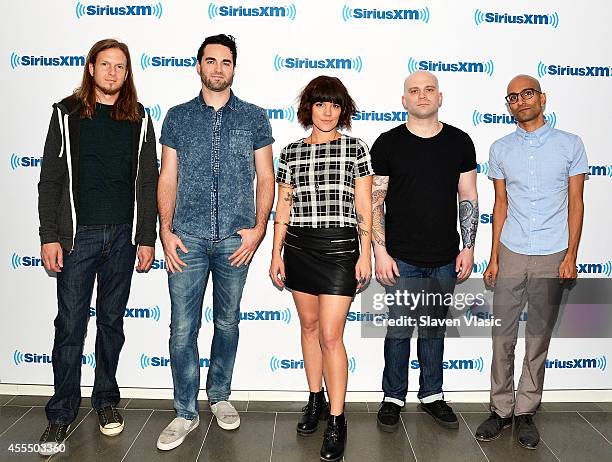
[
  {"xmin": 197, "ymin": 34, "xmax": 237, "ymax": 65},
  {"xmin": 297, "ymin": 76, "xmax": 356, "ymax": 130}
]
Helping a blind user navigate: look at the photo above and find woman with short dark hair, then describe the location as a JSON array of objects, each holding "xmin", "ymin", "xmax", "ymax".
[{"xmin": 269, "ymin": 75, "xmax": 373, "ymax": 462}]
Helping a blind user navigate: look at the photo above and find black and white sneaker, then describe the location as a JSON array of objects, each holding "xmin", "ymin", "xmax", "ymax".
[
  {"xmin": 39, "ymin": 423, "xmax": 69, "ymax": 456},
  {"xmin": 96, "ymin": 405, "xmax": 125, "ymax": 436}
]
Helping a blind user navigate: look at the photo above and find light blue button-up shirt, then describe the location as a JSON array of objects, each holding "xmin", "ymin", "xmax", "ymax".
[{"xmin": 488, "ymin": 123, "xmax": 588, "ymax": 255}]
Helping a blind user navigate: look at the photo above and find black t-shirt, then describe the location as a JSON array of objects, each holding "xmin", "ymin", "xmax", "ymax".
[
  {"xmin": 78, "ymin": 103, "xmax": 134, "ymax": 225},
  {"xmin": 370, "ymin": 123, "xmax": 476, "ymax": 267}
]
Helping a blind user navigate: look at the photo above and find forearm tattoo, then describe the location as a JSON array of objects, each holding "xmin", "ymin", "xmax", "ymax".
[
  {"xmin": 357, "ymin": 213, "xmax": 369, "ymax": 238},
  {"xmin": 371, "ymin": 176, "xmax": 388, "ymax": 247},
  {"xmin": 459, "ymin": 199, "xmax": 479, "ymax": 249},
  {"xmin": 283, "ymin": 191, "xmax": 292, "ymax": 204}
]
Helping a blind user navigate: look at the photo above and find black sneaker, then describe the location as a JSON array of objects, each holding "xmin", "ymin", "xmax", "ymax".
[
  {"xmin": 475, "ymin": 412, "xmax": 513, "ymax": 441},
  {"xmin": 96, "ymin": 405, "xmax": 124, "ymax": 436},
  {"xmin": 419, "ymin": 400, "xmax": 459, "ymax": 429},
  {"xmin": 377, "ymin": 401, "xmax": 402, "ymax": 432},
  {"xmin": 39, "ymin": 423, "xmax": 69, "ymax": 456},
  {"xmin": 515, "ymin": 414, "xmax": 539, "ymax": 449}
]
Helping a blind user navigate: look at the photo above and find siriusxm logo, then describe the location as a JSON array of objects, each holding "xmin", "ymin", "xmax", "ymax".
[
  {"xmin": 10, "ymin": 52, "xmax": 84, "ymax": 69},
  {"xmin": 75, "ymin": 2, "xmax": 163, "ymax": 19},
  {"xmin": 576, "ymin": 261, "xmax": 612, "ymax": 276},
  {"xmin": 208, "ymin": 3, "xmax": 296, "ymax": 20},
  {"xmin": 472, "ymin": 110, "xmax": 557, "ymax": 128},
  {"xmin": 352, "ymin": 110, "xmax": 408, "ymax": 123},
  {"xmin": 588, "ymin": 165, "xmax": 612, "ymax": 178},
  {"xmin": 13, "ymin": 350, "xmax": 95, "ymax": 368},
  {"xmin": 538, "ymin": 62, "xmax": 612, "ymax": 78},
  {"xmin": 479, "ymin": 213, "xmax": 493, "ymax": 225},
  {"xmin": 411, "ymin": 357, "xmax": 484, "ymax": 373},
  {"xmin": 474, "ymin": 9, "xmax": 559, "ymax": 28},
  {"xmin": 151, "ymin": 259, "xmax": 167, "ymax": 270},
  {"xmin": 89, "ymin": 305, "xmax": 161, "ymax": 322},
  {"xmin": 546, "ymin": 356, "xmax": 607, "ymax": 371},
  {"xmin": 9, "ymin": 154, "xmax": 42, "ymax": 170},
  {"xmin": 140, "ymin": 353, "xmax": 209, "ymax": 368},
  {"xmin": 476, "ymin": 161, "xmax": 489, "ymax": 176},
  {"xmin": 408, "ymin": 57, "xmax": 494, "ymax": 76},
  {"xmin": 145, "ymin": 104, "xmax": 162, "ymax": 122},
  {"xmin": 346, "ymin": 311, "xmax": 387, "ymax": 322},
  {"xmin": 473, "ymin": 260, "xmax": 488, "ymax": 274},
  {"xmin": 140, "ymin": 53, "xmax": 196, "ymax": 70},
  {"xmin": 274, "ymin": 55, "xmax": 363, "ymax": 72},
  {"xmin": 270, "ymin": 355, "xmax": 356, "ymax": 373},
  {"xmin": 267, "ymin": 107, "xmax": 295, "ymax": 122},
  {"xmin": 204, "ymin": 306, "xmax": 291, "ymax": 324},
  {"xmin": 10, "ymin": 253, "xmax": 42, "ymax": 269},
  {"xmin": 341, "ymin": 5, "xmax": 430, "ymax": 23},
  {"xmin": 465, "ymin": 307, "xmax": 527, "ymax": 322}
]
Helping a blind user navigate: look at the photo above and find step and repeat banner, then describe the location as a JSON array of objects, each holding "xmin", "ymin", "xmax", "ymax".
[{"xmin": 2, "ymin": 0, "xmax": 610, "ymax": 393}]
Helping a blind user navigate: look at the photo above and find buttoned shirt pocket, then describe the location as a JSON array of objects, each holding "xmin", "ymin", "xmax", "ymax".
[{"xmin": 229, "ymin": 129, "xmax": 255, "ymax": 180}]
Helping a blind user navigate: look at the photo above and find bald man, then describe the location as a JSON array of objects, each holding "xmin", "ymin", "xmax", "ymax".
[
  {"xmin": 474, "ymin": 75, "xmax": 587, "ymax": 449},
  {"xmin": 370, "ymin": 71, "xmax": 478, "ymax": 431}
]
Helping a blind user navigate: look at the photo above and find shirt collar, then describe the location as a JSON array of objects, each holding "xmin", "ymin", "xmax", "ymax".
[
  {"xmin": 198, "ymin": 90, "xmax": 237, "ymax": 111},
  {"xmin": 515, "ymin": 121, "xmax": 552, "ymax": 144}
]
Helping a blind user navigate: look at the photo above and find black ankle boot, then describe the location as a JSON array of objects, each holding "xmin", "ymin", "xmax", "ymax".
[
  {"xmin": 320, "ymin": 413, "xmax": 347, "ymax": 462},
  {"xmin": 297, "ymin": 389, "xmax": 329, "ymax": 435}
]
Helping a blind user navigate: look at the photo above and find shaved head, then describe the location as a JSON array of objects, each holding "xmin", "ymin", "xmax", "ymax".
[
  {"xmin": 405, "ymin": 70, "xmax": 439, "ymax": 92},
  {"xmin": 507, "ymin": 74, "xmax": 541, "ymax": 94}
]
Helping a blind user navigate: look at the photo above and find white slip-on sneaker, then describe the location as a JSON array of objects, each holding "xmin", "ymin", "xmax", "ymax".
[
  {"xmin": 210, "ymin": 401, "xmax": 241, "ymax": 430},
  {"xmin": 156, "ymin": 416, "xmax": 200, "ymax": 451}
]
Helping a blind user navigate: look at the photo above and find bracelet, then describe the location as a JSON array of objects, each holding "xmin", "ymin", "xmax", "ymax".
[{"xmin": 274, "ymin": 221, "xmax": 289, "ymax": 226}]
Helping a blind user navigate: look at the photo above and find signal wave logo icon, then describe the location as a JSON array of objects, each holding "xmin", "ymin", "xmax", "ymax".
[
  {"xmin": 273, "ymin": 55, "xmax": 363, "ymax": 72},
  {"xmin": 270, "ymin": 355, "xmax": 356, "ymax": 373},
  {"xmin": 145, "ymin": 104, "xmax": 162, "ymax": 121},
  {"xmin": 10, "ymin": 253, "xmax": 44, "ymax": 269},
  {"xmin": 208, "ymin": 3, "xmax": 296, "ymax": 20},
  {"xmin": 341, "ymin": 5, "xmax": 430, "ymax": 23},
  {"xmin": 266, "ymin": 107, "xmax": 295, "ymax": 122},
  {"xmin": 10, "ymin": 154, "xmax": 20, "ymax": 170},
  {"xmin": 10, "ymin": 52, "xmax": 20, "ymax": 69},
  {"xmin": 76, "ymin": 2, "xmax": 163, "ymax": 19},
  {"xmin": 408, "ymin": 57, "xmax": 493, "ymax": 76},
  {"xmin": 472, "ymin": 110, "xmax": 557, "ymax": 128},
  {"xmin": 11, "ymin": 253, "xmax": 21, "ymax": 269},
  {"xmin": 204, "ymin": 307, "xmax": 292, "ymax": 324},
  {"xmin": 473, "ymin": 260, "xmax": 489, "ymax": 274},
  {"xmin": 474, "ymin": 9, "xmax": 559, "ymax": 28},
  {"xmin": 476, "ymin": 161, "xmax": 489, "ymax": 176}
]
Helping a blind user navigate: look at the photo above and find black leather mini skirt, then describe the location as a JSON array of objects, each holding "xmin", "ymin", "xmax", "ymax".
[{"xmin": 283, "ymin": 226, "xmax": 359, "ymax": 296}]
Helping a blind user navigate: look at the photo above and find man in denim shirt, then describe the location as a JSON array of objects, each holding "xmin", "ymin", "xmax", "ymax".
[
  {"xmin": 475, "ymin": 75, "xmax": 587, "ymax": 449},
  {"xmin": 156, "ymin": 34, "xmax": 274, "ymax": 450}
]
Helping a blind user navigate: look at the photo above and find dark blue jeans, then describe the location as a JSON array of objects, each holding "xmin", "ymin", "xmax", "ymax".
[
  {"xmin": 382, "ymin": 259, "xmax": 457, "ymax": 405},
  {"xmin": 45, "ymin": 224, "xmax": 136, "ymax": 424},
  {"xmin": 168, "ymin": 232, "xmax": 248, "ymax": 420}
]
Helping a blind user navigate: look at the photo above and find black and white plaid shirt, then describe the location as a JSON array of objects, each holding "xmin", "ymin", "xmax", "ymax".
[{"xmin": 276, "ymin": 135, "xmax": 374, "ymax": 228}]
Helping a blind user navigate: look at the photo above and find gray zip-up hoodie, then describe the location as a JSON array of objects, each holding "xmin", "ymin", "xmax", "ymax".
[{"xmin": 38, "ymin": 95, "xmax": 159, "ymax": 251}]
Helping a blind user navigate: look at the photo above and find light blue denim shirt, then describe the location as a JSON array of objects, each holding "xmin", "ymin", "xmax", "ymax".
[
  {"xmin": 488, "ymin": 123, "xmax": 588, "ymax": 255},
  {"xmin": 160, "ymin": 91, "xmax": 274, "ymax": 240}
]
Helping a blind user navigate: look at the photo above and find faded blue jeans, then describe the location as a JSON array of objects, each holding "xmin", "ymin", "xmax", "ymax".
[
  {"xmin": 168, "ymin": 231, "xmax": 248, "ymax": 420},
  {"xmin": 382, "ymin": 259, "xmax": 457, "ymax": 406}
]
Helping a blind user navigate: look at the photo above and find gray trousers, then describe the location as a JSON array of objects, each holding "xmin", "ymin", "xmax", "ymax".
[{"xmin": 490, "ymin": 243, "xmax": 566, "ymax": 417}]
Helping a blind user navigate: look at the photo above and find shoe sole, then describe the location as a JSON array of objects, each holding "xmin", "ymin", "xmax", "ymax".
[
  {"xmin": 39, "ymin": 444, "xmax": 65, "ymax": 457},
  {"xmin": 475, "ymin": 423, "xmax": 512, "ymax": 442},
  {"xmin": 216, "ymin": 417, "xmax": 240, "ymax": 430},
  {"xmin": 418, "ymin": 404, "xmax": 459, "ymax": 429},
  {"xmin": 376, "ymin": 419, "xmax": 400, "ymax": 433},
  {"xmin": 156, "ymin": 419, "xmax": 200, "ymax": 451},
  {"xmin": 320, "ymin": 454, "xmax": 344, "ymax": 462},
  {"xmin": 517, "ymin": 437, "xmax": 538, "ymax": 450},
  {"xmin": 100, "ymin": 422, "xmax": 124, "ymax": 437}
]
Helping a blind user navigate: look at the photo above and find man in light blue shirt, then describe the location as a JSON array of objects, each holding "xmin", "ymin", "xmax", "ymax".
[{"xmin": 474, "ymin": 75, "xmax": 587, "ymax": 450}]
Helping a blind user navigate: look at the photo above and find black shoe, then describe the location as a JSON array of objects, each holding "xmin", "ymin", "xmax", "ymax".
[
  {"xmin": 475, "ymin": 412, "xmax": 513, "ymax": 441},
  {"xmin": 297, "ymin": 389, "xmax": 329, "ymax": 435},
  {"xmin": 39, "ymin": 423, "xmax": 69, "ymax": 456},
  {"xmin": 320, "ymin": 414, "xmax": 347, "ymax": 462},
  {"xmin": 96, "ymin": 405, "xmax": 125, "ymax": 436},
  {"xmin": 377, "ymin": 401, "xmax": 402, "ymax": 432},
  {"xmin": 419, "ymin": 400, "xmax": 459, "ymax": 429},
  {"xmin": 515, "ymin": 414, "xmax": 539, "ymax": 449}
]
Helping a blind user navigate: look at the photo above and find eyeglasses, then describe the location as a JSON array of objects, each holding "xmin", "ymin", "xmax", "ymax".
[{"xmin": 505, "ymin": 88, "xmax": 542, "ymax": 104}]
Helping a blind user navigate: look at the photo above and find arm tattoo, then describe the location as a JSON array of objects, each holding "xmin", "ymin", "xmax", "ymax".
[
  {"xmin": 459, "ymin": 199, "xmax": 479, "ymax": 249},
  {"xmin": 283, "ymin": 191, "xmax": 292, "ymax": 204},
  {"xmin": 371, "ymin": 176, "xmax": 388, "ymax": 247},
  {"xmin": 356, "ymin": 212, "xmax": 369, "ymax": 237}
]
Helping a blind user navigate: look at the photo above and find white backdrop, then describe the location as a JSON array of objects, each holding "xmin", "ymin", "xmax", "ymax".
[{"xmin": 2, "ymin": 0, "xmax": 610, "ymax": 393}]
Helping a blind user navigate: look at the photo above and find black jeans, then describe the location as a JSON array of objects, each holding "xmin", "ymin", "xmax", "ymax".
[{"xmin": 45, "ymin": 224, "xmax": 136, "ymax": 424}]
